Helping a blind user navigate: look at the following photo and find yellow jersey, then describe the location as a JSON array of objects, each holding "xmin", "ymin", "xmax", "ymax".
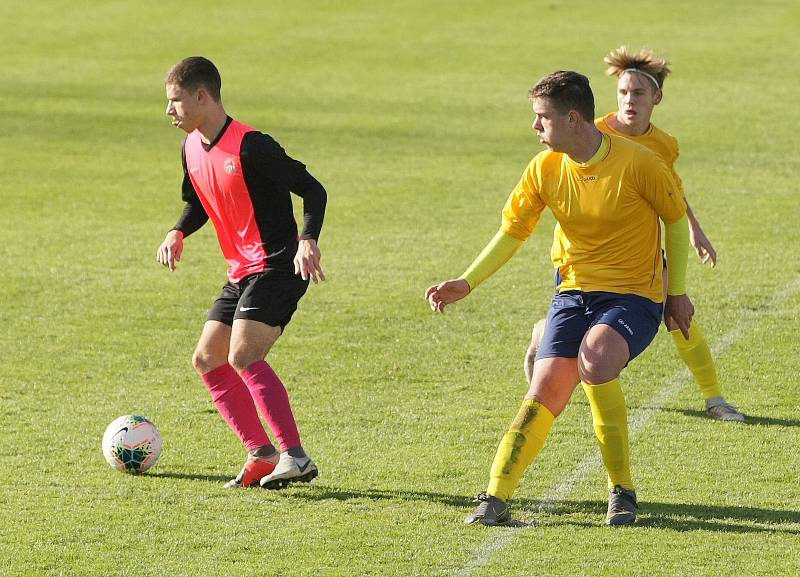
[
  {"xmin": 502, "ymin": 133, "xmax": 685, "ymax": 302},
  {"xmin": 595, "ymin": 112, "xmax": 684, "ymax": 195}
]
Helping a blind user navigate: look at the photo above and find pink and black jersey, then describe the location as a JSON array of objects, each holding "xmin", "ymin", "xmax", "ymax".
[{"xmin": 174, "ymin": 117, "xmax": 326, "ymax": 283}]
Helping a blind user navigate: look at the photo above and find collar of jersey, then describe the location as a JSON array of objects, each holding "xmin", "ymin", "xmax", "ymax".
[
  {"xmin": 200, "ymin": 116, "xmax": 234, "ymax": 152},
  {"xmin": 569, "ymin": 132, "xmax": 610, "ymax": 168}
]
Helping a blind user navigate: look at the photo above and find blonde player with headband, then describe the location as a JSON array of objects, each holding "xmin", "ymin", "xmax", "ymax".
[{"xmin": 524, "ymin": 47, "xmax": 745, "ymax": 422}]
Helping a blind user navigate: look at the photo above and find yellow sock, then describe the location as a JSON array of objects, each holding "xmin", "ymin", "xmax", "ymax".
[
  {"xmin": 486, "ymin": 400, "xmax": 555, "ymax": 502},
  {"xmin": 669, "ymin": 322, "xmax": 722, "ymax": 400},
  {"xmin": 582, "ymin": 379, "xmax": 633, "ymax": 490}
]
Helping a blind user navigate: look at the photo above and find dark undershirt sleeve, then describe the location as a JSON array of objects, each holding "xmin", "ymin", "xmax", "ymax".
[
  {"xmin": 245, "ymin": 133, "xmax": 327, "ymax": 241},
  {"xmin": 172, "ymin": 145, "xmax": 209, "ymax": 237}
]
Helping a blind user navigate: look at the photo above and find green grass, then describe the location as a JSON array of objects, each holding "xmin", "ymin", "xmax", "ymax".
[{"xmin": 1, "ymin": 1, "xmax": 799, "ymax": 576}]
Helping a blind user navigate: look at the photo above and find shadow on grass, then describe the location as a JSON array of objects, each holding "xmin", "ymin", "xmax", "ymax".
[
  {"xmin": 288, "ymin": 486, "xmax": 479, "ymax": 508},
  {"xmin": 658, "ymin": 407, "xmax": 800, "ymax": 427},
  {"xmin": 136, "ymin": 477, "xmax": 798, "ymax": 533},
  {"xmin": 281, "ymin": 486, "xmax": 800, "ymax": 534},
  {"xmin": 518, "ymin": 499, "xmax": 800, "ymax": 534},
  {"xmin": 148, "ymin": 471, "xmax": 230, "ymax": 482}
]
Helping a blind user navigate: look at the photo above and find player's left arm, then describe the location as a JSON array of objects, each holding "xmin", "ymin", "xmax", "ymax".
[
  {"xmin": 157, "ymin": 150, "xmax": 209, "ymax": 272},
  {"xmin": 663, "ymin": 213, "xmax": 694, "ymax": 338},
  {"xmin": 639, "ymin": 154, "xmax": 694, "ymax": 337},
  {"xmin": 670, "ymin": 138, "xmax": 716, "ymax": 267},
  {"xmin": 289, "ymin": 166, "xmax": 327, "ymax": 284},
  {"xmin": 249, "ymin": 133, "xmax": 328, "ymax": 283},
  {"xmin": 685, "ymin": 203, "xmax": 717, "ymax": 267}
]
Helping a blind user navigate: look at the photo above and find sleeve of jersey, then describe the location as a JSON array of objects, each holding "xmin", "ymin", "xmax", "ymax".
[
  {"xmin": 670, "ymin": 168, "xmax": 685, "ymax": 200},
  {"xmin": 664, "ymin": 213, "xmax": 689, "ymax": 295},
  {"xmin": 636, "ymin": 151, "xmax": 687, "ymax": 224},
  {"xmin": 173, "ymin": 148, "xmax": 208, "ymax": 237},
  {"xmin": 248, "ymin": 133, "xmax": 327, "ymax": 241},
  {"xmin": 501, "ymin": 160, "xmax": 546, "ymax": 240},
  {"xmin": 460, "ymin": 229, "xmax": 525, "ymax": 290},
  {"xmin": 671, "ymin": 141, "xmax": 686, "ymax": 199}
]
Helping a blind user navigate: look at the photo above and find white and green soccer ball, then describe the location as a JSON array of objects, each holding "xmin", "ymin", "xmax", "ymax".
[{"xmin": 102, "ymin": 415, "xmax": 162, "ymax": 473}]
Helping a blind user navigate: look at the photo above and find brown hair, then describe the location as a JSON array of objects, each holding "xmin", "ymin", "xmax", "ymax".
[
  {"xmin": 604, "ymin": 46, "xmax": 671, "ymax": 89},
  {"xmin": 528, "ymin": 71, "xmax": 595, "ymax": 123},
  {"xmin": 165, "ymin": 56, "xmax": 222, "ymax": 102}
]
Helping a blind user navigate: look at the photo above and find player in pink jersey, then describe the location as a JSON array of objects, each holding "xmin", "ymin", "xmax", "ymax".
[{"xmin": 157, "ymin": 56, "xmax": 327, "ymax": 488}]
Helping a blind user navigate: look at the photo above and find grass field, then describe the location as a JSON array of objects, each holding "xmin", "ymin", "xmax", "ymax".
[{"xmin": 2, "ymin": 1, "xmax": 799, "ymax": 576}]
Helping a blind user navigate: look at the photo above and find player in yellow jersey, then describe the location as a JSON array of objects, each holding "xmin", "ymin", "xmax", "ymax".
[
  {"xmin": 426, "ymin": 71, "xmax": 693, "ymax": 526},
  {"xmin": 523, "ymin": 47, "xmax": 744, "ymax": 422}
]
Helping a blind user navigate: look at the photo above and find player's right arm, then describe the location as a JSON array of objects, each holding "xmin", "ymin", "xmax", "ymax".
[
  {"xmin": 426, "ymin": 159, "xmax": 545, "ymax": 312},
  {"xmin": 156, "ymin": 229, "xmax": 184, "ymax": 272},
  {"xmin": 157, "ymin": 148, "xmax": 208, "ymax": 271}
]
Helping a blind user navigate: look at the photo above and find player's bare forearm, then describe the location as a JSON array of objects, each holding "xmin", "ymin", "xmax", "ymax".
[
  {"xmin": 685, "ymin": 203, "xmax": 698, "ymax": 227},
  {"xmin": 685, "ymin": 203, "xmax": 717, "ymax": 267}
]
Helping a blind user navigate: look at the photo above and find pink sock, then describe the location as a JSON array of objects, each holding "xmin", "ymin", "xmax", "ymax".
[
  {"xmin": 201, "ymin": 364, "xmax": 270, "ymax": 452},
  {"xmin": 240, "ymin": 360, "xmax": 301, "ymax": 451}
]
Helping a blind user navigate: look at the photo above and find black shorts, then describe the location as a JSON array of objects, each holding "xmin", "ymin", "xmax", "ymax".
[{"xmin": 207, "ymin": 269, "xmax": 309, "ymax": 330}]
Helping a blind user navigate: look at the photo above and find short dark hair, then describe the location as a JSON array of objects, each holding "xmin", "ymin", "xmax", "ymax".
[
  {"xmin": 165, "ymin": 56, "xmax": 222, "ymax": 102},
  {"xmin": 528, "ymin": 71, "xmax": 594, "ymax": 123}
]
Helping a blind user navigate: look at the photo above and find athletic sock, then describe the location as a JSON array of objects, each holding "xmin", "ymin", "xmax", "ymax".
[
  {"xmin": 486, "ymin": 399, "xmax": 555, "ymax": 502},
  {"xmin": 201, "ymin": 364, "xmax": 271, "ymax": 452},
  {"xmin": 582, "ymin": 378, "xmax": 633, "ymax": 490},
  {"xmin": 240, "ymin": 360, "xmax": 302, "ymax": 451},
  {"xmin": 250, "ymin": 444, "xmax": 278, "ymax": 459},
  {"xmin": 286, "ymin": 447, "xmax": 308, "ymax": 459},
  {"xmin": 669, "ymin": 322, "xmax": 722, "ymax": 399}
]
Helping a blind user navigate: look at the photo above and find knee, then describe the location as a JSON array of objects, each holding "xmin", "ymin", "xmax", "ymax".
[
  {"xmin": 530, "ymin": 318, "xmax": 546, "ymax": 352},
  {"xmin": 192, "ymin": 348, "xmax": 225, "ymax": 375},
  {"xmin": 227, "ymin": 324, "xmax": 280, "ymax": 372},
  {"xmin": 525, "ymin": 318, "xmax": 547, "ymax": 383},
  {"xmin": 524, "ymin": 345, "xmax": 536, "ymax": 382},
  {"xmin": 228, "ymin": 348, "xmax": 261, "ymax": 373},
  {"xmin": 577, "ymin": 351, "xmax": 620, "ymax": 385},
  {"xmin": 526, "ymin": 340, "xmax": 539, "ymax": 363},
  {"xmin": 525, "ymin": 340, "xmax": 538, "ymax": 364}
]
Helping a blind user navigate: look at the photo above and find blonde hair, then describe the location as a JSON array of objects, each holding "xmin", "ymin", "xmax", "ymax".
[{"xmin": 604, "ymin": 46, "xmax": 671, "ymax": 89}]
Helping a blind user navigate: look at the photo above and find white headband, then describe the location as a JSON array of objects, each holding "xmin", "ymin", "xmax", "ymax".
[{"xmin": 623, "ymin": 68, "xmax": 661, "ymax": 90}]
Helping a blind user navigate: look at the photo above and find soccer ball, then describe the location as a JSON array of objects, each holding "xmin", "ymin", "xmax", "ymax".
[{"xmin": 102, "ymin": 415, "xmax": 162, "ymax": 473}]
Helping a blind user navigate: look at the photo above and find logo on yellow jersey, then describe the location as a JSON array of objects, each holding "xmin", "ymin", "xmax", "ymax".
[{"xmin": 576, "ymin": 175, "xmax": 598, "ymax": 182}]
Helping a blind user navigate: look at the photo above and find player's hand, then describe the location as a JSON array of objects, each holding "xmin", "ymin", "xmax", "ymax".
[
  {"xmin": 156, "ymin": 230, "xmax": 184, "ymax": 271},
  {"xmin": 689, "ymin": 220, "xmax": 717, "ymax": 267},
  {"xmin": 425, "ymin": 279, "xmax": 470, "ymax": 313},
  {"xmin": 664, "ymin": 294, "xmax": 694, "ymax": 340},
  {"xmin": 294, "ymin": 239, "xmax": 325, "ymax": 284}
]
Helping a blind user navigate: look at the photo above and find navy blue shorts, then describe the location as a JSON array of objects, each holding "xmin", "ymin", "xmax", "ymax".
[
  {"xmin": 207, "ymin": 269, "xmax": 309, "ymax": 330},
  {"xmin": 535, "ymin": 290, "xmax": 663, "ymax": 361}
]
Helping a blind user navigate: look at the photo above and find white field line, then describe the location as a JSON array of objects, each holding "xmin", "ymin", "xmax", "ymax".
[{"xmin": 453, "ymin": 277, "xmax": 800, "ymax": 577}]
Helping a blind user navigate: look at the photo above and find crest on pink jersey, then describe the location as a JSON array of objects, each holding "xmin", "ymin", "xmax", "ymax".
[{"xmin": 224, "ymin": 158, "xmax": 237, "ymax": 175}]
